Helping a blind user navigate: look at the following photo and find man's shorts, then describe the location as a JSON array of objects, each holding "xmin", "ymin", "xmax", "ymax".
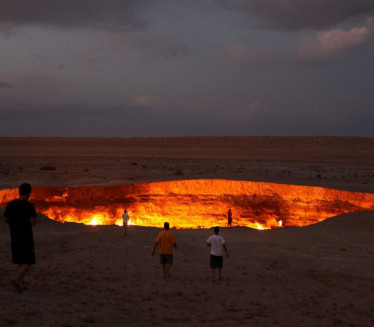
[
  {"xmin": 11, "ymin": 241, "xmax": 36, "ymax": 265},
  {"xmin": 159, "ymin": 254, "xmax": 173, "ymax": 265},
  {"xmin": 210, "ymin": 255, "xmax": 223, "ymax": 269}
]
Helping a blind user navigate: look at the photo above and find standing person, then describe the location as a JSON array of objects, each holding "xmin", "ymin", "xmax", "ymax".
[
  {"xmin": 4, "ymin": 183, "xmax": 37, "ymax": 292},
  {"xmin": 122, "ymin": 209, "xmax": 130, "ymax": 237},
  {"xmin": 151, "ymin": 222, "xmax": 177, "ymax": 279},
  {"xmin": 207, "ymin": 226, "xmax": 228, "ymax": 281},
  {"xmin": 227, "ymin": 208, "xmax": 232, "ymax": 228}
]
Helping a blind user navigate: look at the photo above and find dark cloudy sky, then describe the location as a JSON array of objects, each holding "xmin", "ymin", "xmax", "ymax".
[{"xmin": 1, "ymin": 0, "xmax": 373, "ymax": 137}]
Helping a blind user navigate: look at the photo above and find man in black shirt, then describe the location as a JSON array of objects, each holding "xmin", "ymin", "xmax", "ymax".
[{"xmin": 4, "ymin": 183, "xmax": 37, "ymax": 292}]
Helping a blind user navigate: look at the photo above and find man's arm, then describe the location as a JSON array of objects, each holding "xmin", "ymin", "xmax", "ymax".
[
  {"xmin": 29, "ymin": 204, "xmax": 37, "ymax": 226},
  {"xmin": 4, "ymin": 216, "xmax": 9, "ymax": 224},
  {"xmin": 151, "ymin": 241, "xmax": 159, "ymax": 255},
  {"xmin": 173, "ymin": 242, "xmax": 177, "ymax": 249},
  {"xmin": 30, "ymin": 216, "xmax": 37, "ymax": 226}
]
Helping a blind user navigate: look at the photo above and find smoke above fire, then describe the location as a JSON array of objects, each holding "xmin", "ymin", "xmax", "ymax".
[{"xmin": 1, "ymin": 180, "xmax": 373, "ymax": 229}]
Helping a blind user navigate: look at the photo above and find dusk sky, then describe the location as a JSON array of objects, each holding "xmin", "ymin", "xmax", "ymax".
[{"xmin": 1, "ymin": 1, "xmax": 373, "ymax": 137}]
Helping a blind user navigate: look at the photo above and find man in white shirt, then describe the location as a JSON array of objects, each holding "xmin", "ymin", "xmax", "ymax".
[
  {"xmin": 122, "ymin": 210, "xmax": 129, "ymax": 237},
  {"xmin": 207, "ymin": 227, "xmax": 228, "ymax": 281}
]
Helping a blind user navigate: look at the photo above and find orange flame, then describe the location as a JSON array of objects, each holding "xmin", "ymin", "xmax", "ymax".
[{"xmin": 1, "ymin": 180, "xmax": 373, "ymax": 230}]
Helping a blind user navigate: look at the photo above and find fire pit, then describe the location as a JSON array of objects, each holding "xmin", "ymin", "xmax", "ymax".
[{"xmin": 1, "ymin": 179, "xmax": 373, "ymax": 229}]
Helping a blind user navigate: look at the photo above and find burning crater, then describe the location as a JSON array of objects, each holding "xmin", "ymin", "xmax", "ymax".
[{"xmin": 1, "ymin": 179, "xmax": 373, "ymax": 229}]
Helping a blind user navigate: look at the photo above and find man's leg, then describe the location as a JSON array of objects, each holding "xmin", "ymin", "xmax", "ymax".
[
  {"xmin": 14, "ymin": 264, "xmax": 31, "ymax": 289},
  {"xmin": 15, "ymin": 265, "xmax": 23, "ymax": 285},
  {"xmin": 160, "ymin": 255, "xmax": 167, "ymax": 278},
  {"xmin": 163, "ymin": 255, "xmax": 173, "ymax": 278},
  {"xmin": 161, "ymin": 264, "xmax": 167, "ymax": 278},
  {"xmin": 165, "ymin": 263, "xmax": 172, "ymax": 278},
  {"xmin": 211, "ymin": 268, "xmax": 216, "ymax": 281},
  {"xmin": 218, "ymin": 257, "xmax": 223, "ymax": 280},
  {"xmin": 210, "ymin": 255, "xmax": 217, "ymax": 281}
]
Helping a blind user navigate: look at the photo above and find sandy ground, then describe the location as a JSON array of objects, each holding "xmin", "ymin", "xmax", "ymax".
[
  {"xmin": 0, "ymin": 137, "xmax": 373, "ymax": 326},
  {"xmin": 1, "ymin": 136, "xmax": 374, "ymax": 192}
]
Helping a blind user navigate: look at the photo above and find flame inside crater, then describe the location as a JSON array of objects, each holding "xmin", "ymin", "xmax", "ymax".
[{"xmin": 1, "ymin": 179, "xmax": 373, "ymax": 229}]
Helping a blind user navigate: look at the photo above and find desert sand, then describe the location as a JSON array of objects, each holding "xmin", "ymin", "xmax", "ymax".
[{"xmin": 0, "ymin": 137, "xmax": 373, "ymax": 326}]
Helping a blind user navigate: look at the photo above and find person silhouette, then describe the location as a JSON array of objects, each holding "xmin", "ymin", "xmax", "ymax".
[
  {"xmin": 122, "ymin": 210, "xmax": 130, "ymax": 237},
  {"xmin": 4, "ymin": 183, "xmax": 37, "ymax": 292},
  {"xmin": 207, "ymin": 226, "xmax": 229, "ymax": 281},
  {"xmin": 227, "ymin": 208, "xmax": 232, "ymax": 228},
  {"xmin": 152, "ymin": 222, "xmax": 177, "ymax": 279}
]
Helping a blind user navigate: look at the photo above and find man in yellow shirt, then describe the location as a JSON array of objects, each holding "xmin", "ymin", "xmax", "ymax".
[{"xmin": 152, "ymin": 222, "xmax": 177, "ymax": 279}]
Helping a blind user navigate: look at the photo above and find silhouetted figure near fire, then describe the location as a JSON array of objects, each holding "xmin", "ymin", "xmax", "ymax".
[
  {"xmin": 122, "ymin": 210, "xmax": 129, "ymax": 237},
  {"xmin": 207, "ymin": 226, "xmax": 228, "ymax": 282},
  {"xmin": 151, "ymin": 222, "xmax": 177, "ymax": 279},
  {"xmin": 3, "ymin": 183, "xmax": 37, "ymax": 293},
  {"xmin": 227, "ymin": 208, "xmax": 232, "ymax": 228}
]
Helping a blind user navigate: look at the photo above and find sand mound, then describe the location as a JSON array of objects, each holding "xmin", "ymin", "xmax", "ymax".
[{"xmin": 305, "ymin": 211, "xmax": 374, "ymax": 233}]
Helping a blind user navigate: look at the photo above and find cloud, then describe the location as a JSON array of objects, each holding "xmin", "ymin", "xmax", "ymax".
[
  {"xmin": 297, "ymin": 16, "xmax": 374, "ymax": 60},
  {"xmin": 135, "ymin": 95, "xmax": 152, "ymax": 106},
  {"xmin": 0, "ymin": 81, "xmax": 12, "ymax": 88},
  {"xmin": 224, "ymin": 43, "xmax": 265, "ymax": 71},
  {"xmin": 0, "ymin": 0, "xmax": 146, "ymax": 32},
  {"xmin": 129, "ymin": 37, "xmax": 190, "ymax": 60},
  {"xmin": 223, "ymin": 40, "xmax": 291, "ymax": 73},
  {"xmin": 219, "ymin": 0, "xmax": 374, "ymax": 30},
  {"xmin": 0, "ymin": 103, "xmax": 223, "ymax": 137},
  {"xmin": 0, "ymin": 24, "xmax": 16, "ymax": 38},
  {"xmin": 2, "ymin": 100, "xmax": 372, "ymax": 137},
  {"xmin": 223, "ymin": 16, "xmax": 374, "ymax": 68}
]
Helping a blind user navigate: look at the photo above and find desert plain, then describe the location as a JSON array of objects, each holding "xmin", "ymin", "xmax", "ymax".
[{"xmin": 0, "ymin": 136, "xmax": 373, "ymax": 326}]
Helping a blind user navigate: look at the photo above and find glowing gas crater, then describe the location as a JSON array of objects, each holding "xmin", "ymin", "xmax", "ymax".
[{"xmin": 1, "ymin": 180, "xmax": 373, "ymax": 229}]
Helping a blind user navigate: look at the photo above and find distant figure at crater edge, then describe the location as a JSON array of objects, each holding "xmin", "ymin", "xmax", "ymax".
[
  {"xmin": 122, "ymin": 209, "xmax": 129, "ymax": 237},
  {"xmin": 227, "ymin": 208, "xmax": 232, "ymax": 228}
]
